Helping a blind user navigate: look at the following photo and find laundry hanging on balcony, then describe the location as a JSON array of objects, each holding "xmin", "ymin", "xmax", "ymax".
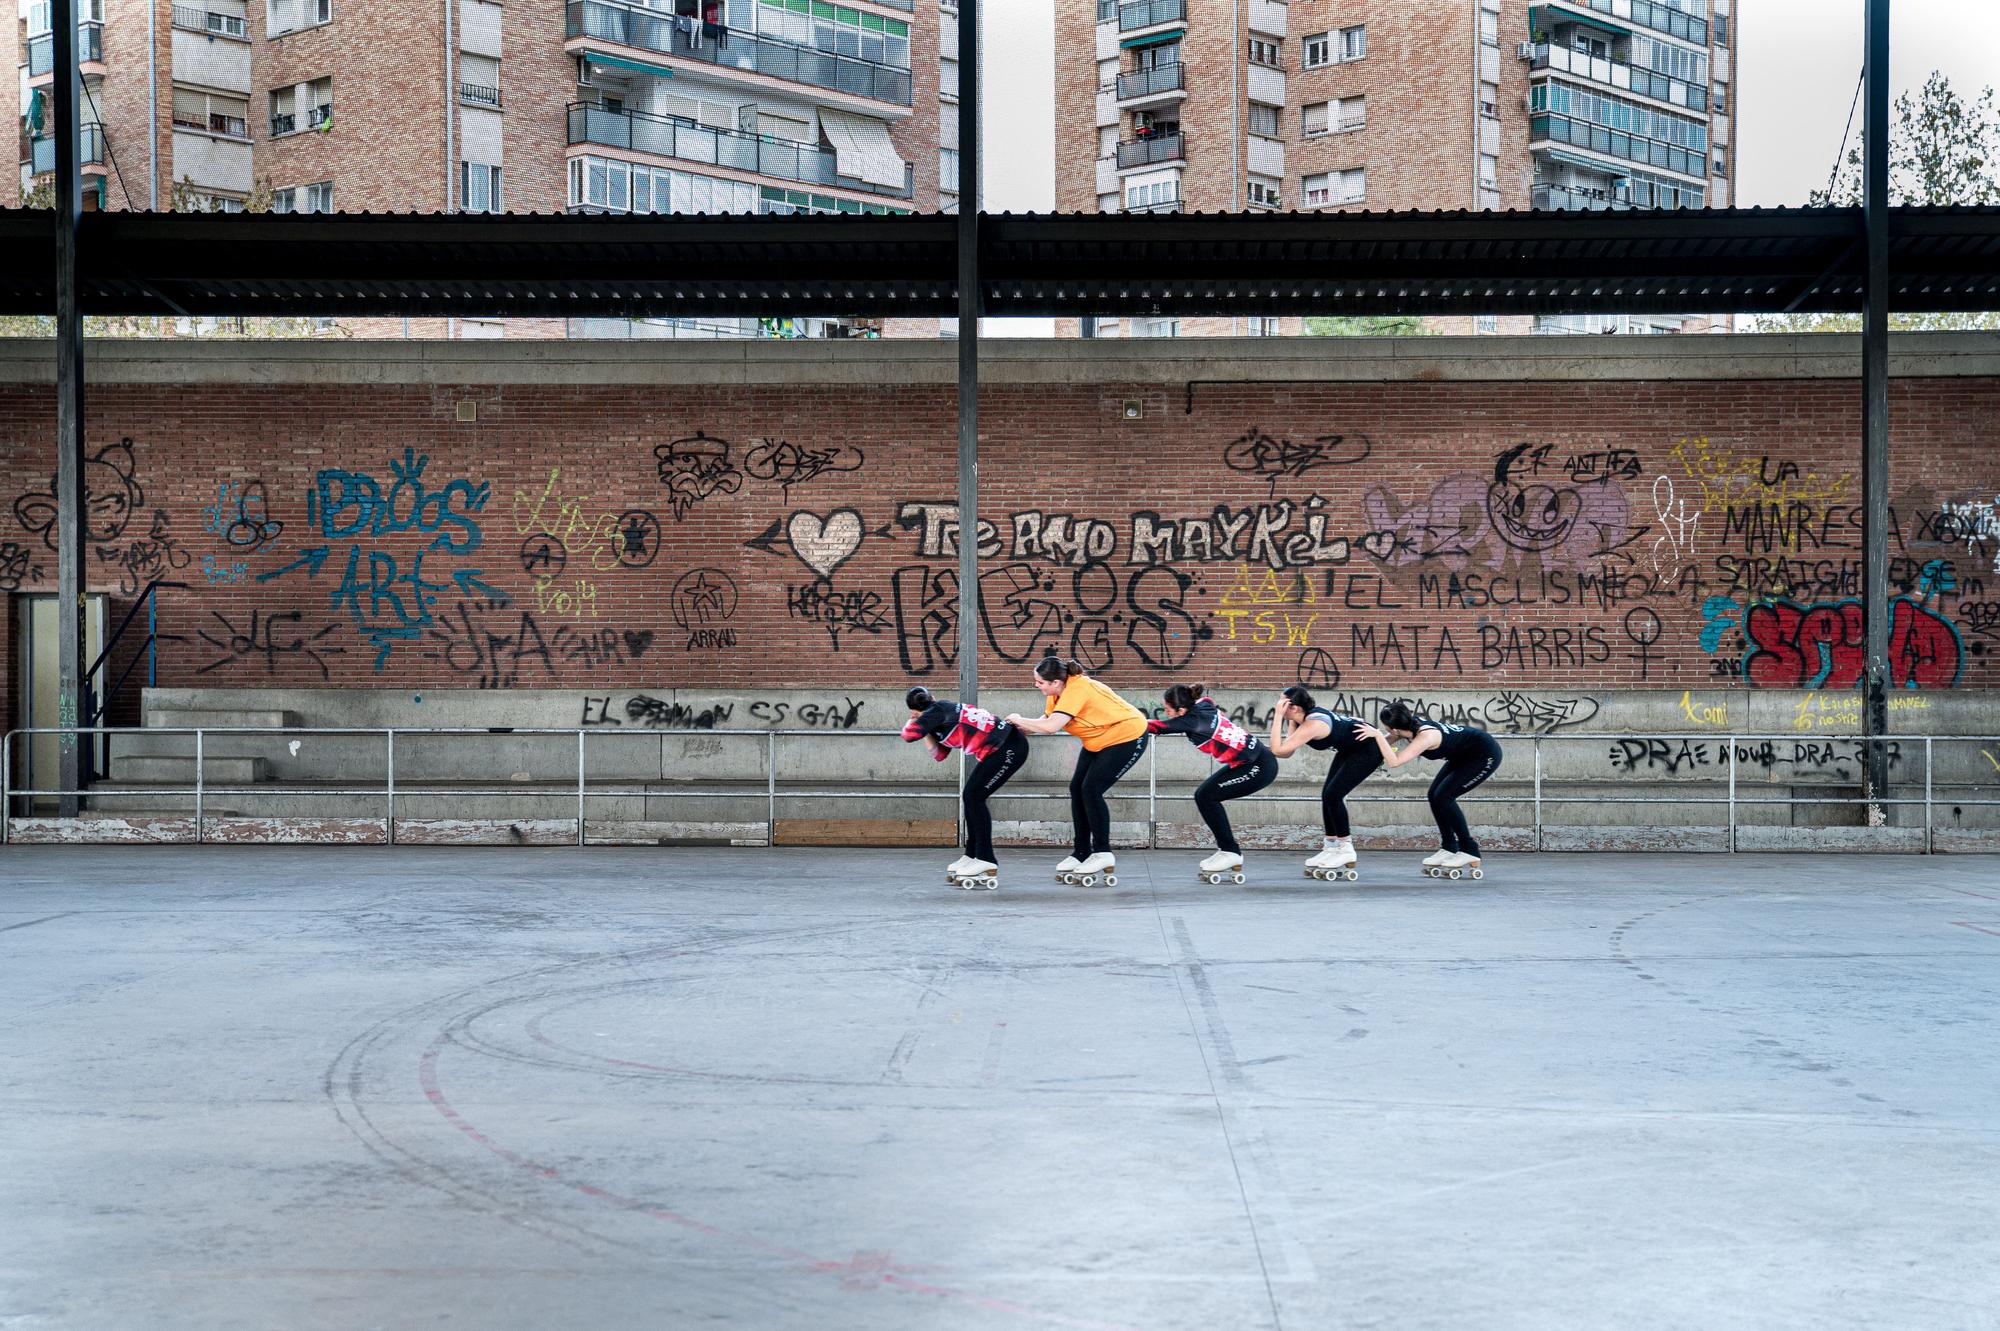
[{"xmin": 818, "ymin": 109, "xmax": 907, "ymax": 190}]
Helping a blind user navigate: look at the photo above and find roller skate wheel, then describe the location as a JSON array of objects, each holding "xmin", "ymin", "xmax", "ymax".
[
  {"xmin": 1078, "ymin": 874, "xmax": 1098, "ymax": 887},
  {"xmin": 1447, "ymin": 868, "xmax": 1463, "ymax": 880},
  {"xmin": 1341, "ymin": 868, "xmax": 1358, "ymax": 881},
  {"xmin": 1469, "ymin": 868, "xmax": 1483, "ymax": 880},
  {"xmin": 1231, "ymin": 872, "xmax": 1245, "ymax": 884},
  {"xmin": 1200, "ymin": 872, "xmax": 1219, "ymax": 885},
  {"xmin": 1103, "ymin": 874, "xmax": 1117, "ymax": 887}
]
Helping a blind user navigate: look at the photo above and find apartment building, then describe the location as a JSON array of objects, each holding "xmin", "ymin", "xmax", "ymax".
[
  {"xmin": 1056, "ymin": 0, "xmax": 1736, "ymax": 336},
  {"xmin": 10, "ymin": 0, "xmax": 956, "ymax": 338}
]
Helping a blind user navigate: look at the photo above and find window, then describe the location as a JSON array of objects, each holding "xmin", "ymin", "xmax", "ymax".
[
  {"xmin": 1476, "ymin": 315, "xmax": 1498, "ymax": 334},
  {"xmin": 266, "ymin": 0, "xmax": 328, "ymax": 36},
  {"xmin": 1479, "ymin": 152, "xmax": 1498, "ymax": 189},
  {"xmin": 1098, "ymin": 125, "xmax": 1117, "ymax": 158},
  {"xmin": 1097, "ymin": 57, "xmax": 1117, "ymax": 91},
  {"xmin": 1713, "ymin": 88, "xmax": 1726, "ymax": 114},
  {"xmin": 272, "ymin": 181, "xmax": 333, "ymax": 213},
  {"xmin": 460, "ymin": 53, "xmax": 500, "ymax": 107},
  {"xmin": 941, "ymin": 57, "xmax": 958, "ymax": 99},
  {"xmin": 1247, "ymin": 176, "xmax": 1281, "ymax": 208},
  {"xmin": 306, "ymin": 78, "xmax": 332, "ymax": 129},
  {"xmin": 1478, "ymin": 9, "xmax": 1497, "ymax": 45},
  {"xmin": 1336, "ymin": 167, "xmax": 1365, "ymax": 202},
  {"xmin": 1714, "ymin": 14, "xmax": 1727, "ymax": 43},
  {"xmin": 1098, "ymin": 191, "xmax": 1119, "ymax": 212},
  {"xmin": 1713, "ymin": 149, "xmax": 1727, "ymax": 177},
  {"xmin": 1480, "ymin": 81, "xmax": 1499, "ymax": 119},
  {"xmin": 1303, "ymin": 32, "xmax": 1330, "ymax": 68},
  {"xmin": 1248, "ymin": 37, "xmax": 1281, "ymax": 68},
  {"xmin": 1336, "ymin": 95, "xmax": 1365, "ymax": 131},
  {"xmin": 939, "ymin": 147, "xmax": 959, "ymax": 193},
  {"xmin": 461, "ymin": 162, "xmax": 501, "ymax": 213},
  {"xmin": 1130, "ymin": 316, "xmax": 1179, "ymax": 337},
  {"xmin": 1303, "ymin": 172, "xmax": 1329, "ymax": 206},
  {"xmin": 1126, "ymin": 178, "xmax": 1177, "ymax": 210},
  {"xmin": 1303, "ymin": 101, "xmax": 1328, "ymax": 136},
  {"xmin": 1340, "ymin": 25, "xmax": 1365, "ymax": 60},
  {"xmin": 269, "ymin": 86, "xmax": 296, "ymax": 136},
  {"xmin": 1249, "ymin": 102, "xmax": 1280, "ymax": 138},
  {"xmin": 1247, "ymin": 316, "xmax": 1280, "ymax": 337},
  {"xmin": 172, "ymin": 88, "xmax": 249, "ymax": 139}
]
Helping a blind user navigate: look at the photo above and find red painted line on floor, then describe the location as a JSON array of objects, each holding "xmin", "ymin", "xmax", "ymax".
[
  {"xmin": 1949, "ymin": 921, "xmax": 2000, "ymax": 938},
  {"xmin": 419, "ymin": 1037, "xmax": 1140, "ymax": 1331},
  {"xmin": 1944, "ymin": 887, "xmax": 2000, "ymax": 902}
]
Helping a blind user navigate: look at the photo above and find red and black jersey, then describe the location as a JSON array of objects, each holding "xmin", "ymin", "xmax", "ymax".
[
  {"xmin": 1146, "ymin": 697, "xmax": 1266, "ymax": 767},
  {"xmin": 903, "ymin": 700, "xmax": 1012, "ymax": 762}
]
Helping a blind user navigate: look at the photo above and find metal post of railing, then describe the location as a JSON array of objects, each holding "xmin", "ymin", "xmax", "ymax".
[
  {"xmin": 193, "ymin": 728, "xmax": 205, "ymax": 845},
  {"xmin": 385, "ymin": 729, "xmax": 396, "ymax": 846},
  {"xmin": 576, "ymin": 729, "xmax": 587, "ymax": 848},
  {"xmin": 766, "ymin": 730, "xmax": 777, "ymax": 847},
  {"xmin": 1726, "ymin": 742, "xmax": 1737, "ymax": 853},
  {"xmin": 1148, "ymin": 742, "xmax": 1158, "ymax": 848},
  {"xmin": 956, "ymin": 747, "xmax": 965, "ymax": 850},
  {"xmin": 1533, "ymin": 738, "xmax": 1543, "ymax": 852},
  {"xmin": 1, "ymin": 731, "xmax": 10, "ymax": 845},
  {"xmin": 1924, "ymin": 735, "xmax": 1934, "ymax": 855}
]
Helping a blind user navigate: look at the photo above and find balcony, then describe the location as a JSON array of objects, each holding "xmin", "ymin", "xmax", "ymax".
[
  {"xmin": 1118, "ymin": 0, "xmax": 1185, "ymax": 33},
  {"xmin": 460, "ymin": 81, "xmax": 502, "ymax": 107},
  {"xmin": 1531, "ymin": 182, "xmax": 1631, "ymax": 211},
  {"xmin": 1116, "ymin": 63, "xmax": 1184, "ymax": 102},
  {"xmin": 26, "ymin": 21, "xmax": 104, "ymax": 78},
  {"xmin": 26, "ymin": 125, "xmax": 106, "ymax": 175},
  {"xmin": 566, "ymin": 0, "xmax": 913, "ymax": 109},
  {"xmin": 1529, "ymin": 43, "xmax": 1707, "ymax": 112},
  {"xmin": 172, "ymin": 5, "xmax": 248, "ymax": 37},
  {"xmin": 1540, "ymin": 0, "xmax": 1709, "ymax": 46},
  {"xmin": 566, "ymin": 102, "xmax": 913, "ymax": 199},
  {"xmin": 173, "ymin": 111, "xmax": 250, "ymax": 139},
  {"xmin": 1116, "ymin": 131, "xmax": 1184, "ymax": 169},
  {"xmin": 1124, "ymin": 197, "xmax": 1183, "ymax": 214},
  {"xmin": 270, "ymin": 113, "xmax": 296, "ymax": 136}
]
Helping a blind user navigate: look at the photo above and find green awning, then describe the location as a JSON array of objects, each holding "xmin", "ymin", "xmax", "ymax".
[
  {"xmin": 1530, "ymin": 4, "xmax": 1632, "ymax": 39},
  {"xmin": 1536, "ymin": 145, "xmax": 1631, "ymax": 178},
  {"xmin": 1119, "ymin": 27, "xmax": 1184, "ymax": 49},
  {"xmin": 580, "ymin": 50, "xmax": 676, "ymax": 79}
]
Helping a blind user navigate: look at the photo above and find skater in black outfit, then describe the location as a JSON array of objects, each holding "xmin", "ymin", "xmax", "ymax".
[
  {"xmin": 903, "ymin": 686, "xmax": 1028, "ymax": 888},
  {"xmin": 1148, "ymin": 684, "xmax": 1278, "ymax": 882},
  {"xmin": 1358, "ymin": 701, "xmax": 1503, "ymax": 878},
  {"xmin": 1269, "ymin": 685, "xmax": 1382, "ymax": 878}
]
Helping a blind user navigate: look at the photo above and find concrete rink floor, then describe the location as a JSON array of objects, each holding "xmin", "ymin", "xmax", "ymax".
[{"xmin": 3, "ymin": 847, "xmax": 1999, "ymax": 1331}]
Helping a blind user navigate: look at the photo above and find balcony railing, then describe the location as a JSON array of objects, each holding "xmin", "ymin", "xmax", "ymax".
[
  {"xmin": 1123, "ymin": 197, "xmax": 1183, "ymax": 214},
  {"xmin": 1531, "ymin": 182, "xmax": 1633, "ymax": 211},
  {"xmin": 1118, "ymin": 0, "xmax": 1185, "ymax": 32},
  {"xmin": 460, "ymin": 81, "xmax": 502, "ymax": 107},
  {"xmin": 1116, "ymin": 63, "xmax": 1184, "ymax": 100},
  {"xmin": 173, "ymin": 111, "xmax": 250, "ymax": 139},
  {"xmin": 1530, "ymin": 43, "xmax": 1707, "ymax": 112},
  {"xmin": 566, "ymin": 0, "xmax": 913, "ymax": 108},
  {"xmin": 26, "ymin": 21, "xmax": 103, "ymax": 77},
  {"xmin": 566, "ymin": 102, "xmax": 914, "ymax": 199},
  {"xmin": 27, "ymin": 125, "xmax": 106, "ymax": 174},
  {"xmin": 1544, "ymin": 0, "xmax": 1708, "ymax": 46},
  {"xmin": 1116, "ymin": 131, "xmax": 1184, "ymax": 168},
  {"xmin": 270, "ymin": 112, "xmax": 296, "ymax": 136},
  {"xmin": 172, "ymin": 5, "xmax": 248, "ymax": 37}
]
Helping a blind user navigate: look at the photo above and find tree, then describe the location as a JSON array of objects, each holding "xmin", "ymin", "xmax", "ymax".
[
  {"xmin": 1305, "ymin": 314, "xmax": 1436, "ymax": 337},
  {"xmin": 1756, "ymin": 72, "xmax": 2000, "ymax": 333}
]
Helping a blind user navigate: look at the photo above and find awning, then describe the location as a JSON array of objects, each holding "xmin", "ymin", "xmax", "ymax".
[
  {"xmin": 1534, "ymin": 145, "xmax": 1631, "ymax": 179},
  {"xmin": 1119, "ymin": 27, "xmax": 1184, "ymax": 49},
  {"xmin": 818, "ymin": 108, "xmax": 908, "ymax": 190},
  {"xmin": 580, "ymin": 49, "xmax": 676, "ymax": 79},
  {"xmin": 1530, "ymin": 4, "xmax": 1632, "ymax": 39}
]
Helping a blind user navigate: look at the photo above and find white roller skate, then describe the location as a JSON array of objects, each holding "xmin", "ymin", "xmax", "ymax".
[
  {"xmin": 945, "ymin": 854, "xmax": 976, "ymax": 883},
  {"xmin": 1073, "ymin": 852, "xmax": 1117, "ymax": 888},
  {"xmin": 1054, "ymin": 855, "xmax": 1084, "ymax": 884},
  {"xmin": 1305, "ymin": 842, "xmax": 1358, "ymax": 882},
  {"xmin": 1421, "ymin": 848, "xmax": 1455, "ymax": 879},
  {"xmin": 1440, "ymin": 851, "xmax": 1483, "ymax": 881},
  {"xmin": 950, "ymin": 857, "xmax": 1000, "ymax": 891},
  {"xmin": 1198, "ymin": 850, "xmax": 1245, "ymax": 885}
]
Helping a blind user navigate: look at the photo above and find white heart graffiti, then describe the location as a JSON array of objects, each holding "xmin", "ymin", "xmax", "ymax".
[{"xmin": 786, "ymin": 508, "xmax": 864, "ymax": 581}]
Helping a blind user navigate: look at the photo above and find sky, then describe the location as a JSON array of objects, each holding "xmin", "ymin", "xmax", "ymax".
[{"xmin": 976, "ymin": 0, "xmax": 2000, "ymax": 212}]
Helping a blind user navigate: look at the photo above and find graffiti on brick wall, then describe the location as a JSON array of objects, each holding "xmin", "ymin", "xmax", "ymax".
[
  {"xmin": 744, "ymin": 439, "xmax": 865, "ymax": 493},
  {"xmin": 1735, "ymin": 595, "xmax": 1964, "ymax": 690},
  {"xmin": 671, "ymin": 568, "xmax": 740, "ymax": 652},
  {"xmin": 13, "ymin": 438, "xmax": 144, "ymax": 549},
  {"xmin": 195, "ymin": 609, "xmax": 347, "ymax": 681},
  {"xmin": 655, "ymin": 431, "xmax": 745, "ymax": 519},
  {"xmin": 1222, "ymin": 426, "xmax": 1371, "ymax": 496},
  {"xmin": 203, "ymin": 480, "xmax": 285, "ymax": 552},
  {"xmin": 891, "ymin": 561, "xmax": 1204, "ymax": 677}
]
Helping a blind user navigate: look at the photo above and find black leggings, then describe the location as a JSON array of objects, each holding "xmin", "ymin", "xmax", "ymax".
[
  {"xmin": 962, "ymin": 730, "xmax": 1029, "ymax": 862},
  {"xmin": 1195, "ymin": 747, "xmax": 1278, "ymax": 854},
  {"xmin": 1319, "ymin": 744, "xmax": 1384, "ymax": 837},
  {"xmin": 1428, "ymin": 735, "xmax": 1503, "ymax": 856},
  {"xmin": 1069, "ymin": 734, "xmax": 1149, "ymax": 859}
]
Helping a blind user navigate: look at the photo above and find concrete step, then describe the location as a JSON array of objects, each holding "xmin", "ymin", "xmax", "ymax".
[
  {"xmin": 143, "ymin": 708, "xmax": 300, "ymax": 731},
  {"xmin": 110, "ymin": 755, "xmax": 270, "ymax": 784}
]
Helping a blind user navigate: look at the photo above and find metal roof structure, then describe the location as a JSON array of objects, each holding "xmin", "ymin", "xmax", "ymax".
[{"xmin": 2, "ymin": 205, "xmax": 1996, "ymax": 319}]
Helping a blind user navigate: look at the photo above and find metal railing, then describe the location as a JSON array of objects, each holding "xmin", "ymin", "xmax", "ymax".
[
  {"xmin": 27, "ymin": 125, "xmax": 106, "ymax": 175},
  {"xmin": 172, "ymin": 5, "xmax": 247, "ymax": 36},
  {"xmin": 1531, "ymin": 182, "xmax": 1632, "ymax": 211},
  {"xmin": 7, "ymin": 727, "xmax": 1998, "ymax": 853},
  {"xmin": 269, "ymin": 112, "xmax": 297, "ymax": 136},
  {"xmin": 1123, "ymin": 197, "xmax": 1183, "ymax": 214},
  {"xmin": 566, "ymin": 0, "xmax": 914, "ymax": 108},
  {"xmin": 1528, "ymin": 42, "xmax": 1707, "ymax": 111},
  {"xmin": 1117, "ymin": 63, "xmax": 1185, "ymax": 100},
  {"xmin": 173, "ymin": 111, "xmax": 250, "ymax": 138},
  {"xmin": 79, "ymin": 580, "xmax": 187, "ymax": 781},
  {"xmin": 1118, "ymin": 0, "xmax": 1185, "ymax": 32},
  {"xmin": 566, "ymin": 102, "xmax": 913, "ymax": 199},
  {"xmin": 1116, "ymin": 132, "xmax": 1184, "ymax": 169},
  {"xmin": 460, "ymin": 81, "xmax": 502, "ymax": 107}
]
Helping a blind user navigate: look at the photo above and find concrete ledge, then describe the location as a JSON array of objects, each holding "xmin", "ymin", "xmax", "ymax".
[{"xmin": 4, "ymin": 332, "xmax": 1998, "ymax": 386}]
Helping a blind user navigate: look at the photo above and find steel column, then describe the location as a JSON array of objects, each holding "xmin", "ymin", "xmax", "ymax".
[
  {"xmin": 955, "ymin": 0, "xmax": 981, "ymax": 703},
  {"xmin": 1860, "ymin": 0, "xmax": 1892, "ymax": 817},
  {"xmin": 52, "ymin": 0, "xmax": 87, "ymax": 819}
]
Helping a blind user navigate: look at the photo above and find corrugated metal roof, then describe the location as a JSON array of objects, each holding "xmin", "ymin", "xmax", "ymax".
[{"xmin": 0, "ymin": 206, "xmax": 1994, "ymax": 319}]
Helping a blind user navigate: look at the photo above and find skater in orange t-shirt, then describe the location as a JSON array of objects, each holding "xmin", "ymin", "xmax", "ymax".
[{"xmin": 1004, "ymin": 656, "xmax": 1149, "ymax": 886}]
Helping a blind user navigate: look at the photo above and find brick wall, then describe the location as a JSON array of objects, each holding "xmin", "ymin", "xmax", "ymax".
[{"xmin": 2, "ymin": 340, "xmax": 1997, "ymax": 714}]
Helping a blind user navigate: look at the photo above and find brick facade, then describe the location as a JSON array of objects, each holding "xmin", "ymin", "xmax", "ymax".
[{"xmin": 3, "ymin": 339, "xmax": 1995, "ymax": 736}]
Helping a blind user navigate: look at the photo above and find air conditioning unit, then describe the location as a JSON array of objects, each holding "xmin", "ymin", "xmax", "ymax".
[{"xmin": 1517, "ymin": 41, "xmax": 1535, "ymax": 59}]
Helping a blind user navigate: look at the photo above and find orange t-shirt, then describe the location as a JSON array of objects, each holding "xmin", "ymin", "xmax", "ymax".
[{"xmin": 1046, "ymin": 675, "xmax": 1148, "ymax": 751}]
